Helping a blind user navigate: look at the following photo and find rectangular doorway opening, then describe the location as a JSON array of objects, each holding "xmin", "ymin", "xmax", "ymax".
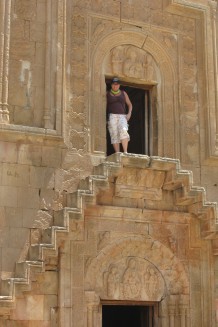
[
  {"xmin": 102, "ymin": 303, "xmax": 155, "ymax": 327},
  {"xmin": 106, "ymin": 80, "xmax": 154, "ymax": 156}
]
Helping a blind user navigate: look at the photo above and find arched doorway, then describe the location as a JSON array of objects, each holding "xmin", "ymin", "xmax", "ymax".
[
  {"xmin": 90, "ymin": 32, "xmax": 179, "ymax": 158},
  {"xmin": 85, "ymin": 237, "xmax": 190, "ymax": 327},
  {"xmin": 106, "ymin": 79, "xmax": 157, "ymax": 156}
]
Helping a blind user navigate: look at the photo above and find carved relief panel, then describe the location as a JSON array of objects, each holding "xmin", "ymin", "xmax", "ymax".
[
  {"xmin": 85, "ymin": 236, "xmax": 189, "ymax": 298},
  {"xmin": 105, "ymin": 45, "xmax": 158, "ymax": 83},
  {"xmin": 115, "ymin": 167, "xmax": 165, "ymax": 200},
  {"xmin": 84, "ymin": 234, "xmax": 190, "ymax": 326},
  {"xmin": 103, "ymin": 257, "xmax": 165, "ymax": 301}
]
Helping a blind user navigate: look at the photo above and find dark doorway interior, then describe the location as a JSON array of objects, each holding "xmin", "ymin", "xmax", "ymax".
[
  {"xmin": 106, "ymin": 83, "xmax": 151, "ymax": 156},
  {"xmin": 102, "ymin": 304, "xmax": 154, "ymax": 327}
]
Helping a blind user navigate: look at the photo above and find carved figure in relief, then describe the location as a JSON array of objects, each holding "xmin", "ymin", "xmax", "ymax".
[
  {"xmin": 144, "ymin": 265, "xmax": 159, "ymax": 298},
  {"xmin": 168, "ymin": 263, "xmax": 188, "ymax": 294},
  {"xmin": 107, "ymin": 266, "xmax": 120, "ymax": 298},
  {"xmin": 123, "ymin": 47, "xmax": 144, "ymax": 79},
  {"xmin": 168, "ymin": 236, "xmax": 177, "ymax": 253},
  {"xmin": 123, "ymin": 258, "xmax": 141, "ymax": 299},
  {"xmin": 111, "ymin": 47, "xmax": 123, "ymax": 75},
  {"xmin": 98, "ymin": 231, "xmax": 110, "ymax": 249},
  {"xmin": 145, "ymin": 55, "xmax": 155, "ymax": 81}
]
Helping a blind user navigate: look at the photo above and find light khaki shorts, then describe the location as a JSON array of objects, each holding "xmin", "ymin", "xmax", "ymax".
[{"xmin": 108, "ymin": 114, "xmax": 130, "ymax": 144}]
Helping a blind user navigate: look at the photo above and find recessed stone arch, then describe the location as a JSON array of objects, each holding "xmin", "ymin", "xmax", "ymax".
[
  {"xmin": 85, "ymin": 235, "xmax": 189, "ymax": 300},
  {"xmin": 89, "ymin": 30, "xmax": 179, "ymax": 158}
]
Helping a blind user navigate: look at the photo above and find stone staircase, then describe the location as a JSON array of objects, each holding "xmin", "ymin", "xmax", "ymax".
[{"xmin": 0, "ymin": 153, "xmax": 217, "ymax": 315}]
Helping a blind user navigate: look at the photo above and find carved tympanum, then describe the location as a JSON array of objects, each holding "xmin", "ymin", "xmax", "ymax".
[
  {"xmin": 109, "ymin": 45, "xmax": 157, "ymax": 81},
  {"xmin": 104, "ymin": 257, "xmax": 165, "ymax": 301}
]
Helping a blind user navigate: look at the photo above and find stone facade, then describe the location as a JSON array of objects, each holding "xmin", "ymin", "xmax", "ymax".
[{"xmin": 0, "ymin": 0, "xmax": 218, "ymax": 326}]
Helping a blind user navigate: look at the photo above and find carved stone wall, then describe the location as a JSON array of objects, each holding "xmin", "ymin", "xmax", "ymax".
[
  {"xmin": 0, "ymin": 0, "xmax": 217, "ymax": 326},
  {"xmin": 62, "ymin": 202, "xmax": 210, "ymax": 326},
  {"xmin": 87, "ymin": 8, "xmax": 208, "ymax": 163},
  {"xmin": 5, "ymin": 0, "xmax": 65, "ymax": 132}
]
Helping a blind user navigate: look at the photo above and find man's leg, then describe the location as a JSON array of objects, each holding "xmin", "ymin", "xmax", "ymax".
[
  {"xmin": 119, "ymin": 116, "xmax": 130, "ymax": 153},
  {"xmin": 113, "ymin": 143, "xmax": 120, "ymax": 152},
  {"xmin": 121, "ymin": 138, "xmax": 128, "ymax": 153},
  {"xmin": 108, "ymin": 115, "xmax": 120, "ymax": 153}
]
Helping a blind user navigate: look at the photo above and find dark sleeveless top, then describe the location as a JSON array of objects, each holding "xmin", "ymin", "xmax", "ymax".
[{"xmin": 107, "ymin": 91, "xmax": 126, "ymax": 115}]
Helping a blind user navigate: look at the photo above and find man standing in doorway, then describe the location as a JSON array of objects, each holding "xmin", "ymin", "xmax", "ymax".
[{"xmin": 107, "ymin": 77, "xmax": 133, "ymax": 153}]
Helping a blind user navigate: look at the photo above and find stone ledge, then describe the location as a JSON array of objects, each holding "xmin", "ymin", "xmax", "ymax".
[{"xmin": 0, "ymin": 124, "xmax": 65, "ymax": 146}]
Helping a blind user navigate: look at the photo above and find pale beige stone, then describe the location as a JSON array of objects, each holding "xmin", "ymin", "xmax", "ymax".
[
  {"xmin": 7, "ymin": 227, "xmax": 29, "ymax": 249},
  {"xmin": 43, "ymin": 295, "xmax": 58, "ymax": 321},
  {"xmin": 11, "ymin": 295, "xmax": 44, "ymax": 320},
  {"xmin": 17, "ymin": 187, "xmax": 39, "ymax": 209},
  {"xmin": 35, "ymin": 272, "xmax": 58, "ymax": 295},
  {"xmin": 41, "ymin": 147, "xmax": 62, "ymax": 168},
  {"xmin": 0, "ymin": 186, "xmax": 17, "ymax": 207},
  {"xmin": 36, "ymin": 1, "xmax": 46, "ymax": 23},
  {"xmin": 30, "ymin": 22, "xmax": 46, "ymax": 43},
  {"xmin": 0, "ymin": 0, "xmax": 217, "ymax": 326},
  {"xmin": 13, "ymin": 107, "xmax": 34, "ymax": 125},
  {"xmin": 10, "ymin": 19, "xmax": 26, "ymax": 41},
  {"xmin": 22, "ymin": 208, "xmax": 39, "ymax": 228},
  {"xmin": 2, "ymin": 163, "xmax": 30, "ymax": 187},
  {"xmin": 32, "ymin": 66, "xmax": 45, "ymax": 87},
  {"xmin": 30, "ymin": 167, "xmax": 54, "ymax": 189},
  {"xmin": 10, "ymin": 40, "xmax": 35, "ymax": 61},
  {"xmin": 0, "ymin": 142, "xmax": 17, "ymax": 164},
  {"xmin": 17, "ymin": 144, "xmax": 42, "ymax": 166},
  {"xmin": 1, "ymin": 247, "xmax": 22, "ymax": 272},
  {"xmin": 14, "ymin": 0, "xmax": 37, "ymax": 20},
  {"xmin": 35, "ymin": 42, "xmax": 45, "ymax": 65}
]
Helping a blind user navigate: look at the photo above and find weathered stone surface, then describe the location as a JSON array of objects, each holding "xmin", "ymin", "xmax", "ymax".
[{"xmin": 0, "ymin": 0, "xmax": 217, "ymax": 326}]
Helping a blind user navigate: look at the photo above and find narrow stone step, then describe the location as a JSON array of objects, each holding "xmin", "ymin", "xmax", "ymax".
[{"xmin": 15, "ymin": 261, "xmax": 43, "ymax": 279}]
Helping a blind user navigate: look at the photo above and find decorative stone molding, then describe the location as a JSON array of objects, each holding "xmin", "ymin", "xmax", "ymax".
[
  {"xmin": 0, "ymin": 0, "xmax": 65, "ymax": 136},
  {"xmin": 115, "ymin": 167, "xmax": 165, "ymax": 200},
  {"xmin": 108, "ymin": 45, "xmax": 158, "ymax": 82},
  {"xmin": 0, "ymin": 153, "xmax": 217, "ymax": 323},
  {"xmin": 103, "ymin": 257, "xmax": 165, "ymax": 301},
  {"xmin": 90, "ymin": 24, "xmax": 178, "ymax": 158},
  {"xmin": 167, "ymin": 0, "xmax": 218, "ymax": 162},
  {"xmin": 85, "ymin": 235, "xmax": 189, "ymax": 299},
  {"xmin": 85, "ymin": 291, "xmax": 100, "ymax": 327},
  {"xmin": 208, "ymin": 0, "xmax": 218, "ymax": 154},
  {"xmin": 0, "ymin": 0, "xmax": 11, "ymax": 124},
  {"xmin": 159, "ymin": 295, "xmax": 190, "ymax": 327},
  {"xmin": 44, "ymin": 0, "xmax": 56, "ymax": 129}
]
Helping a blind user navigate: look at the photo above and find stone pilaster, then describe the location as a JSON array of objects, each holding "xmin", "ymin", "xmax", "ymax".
[
  {"xmin": 168, "ymin": 295, "xmax": 177, "ymax": 327},
  {"xmin": 85, "ymin": 292, "xmax": 100, "ymax": 327},
  {"xmin": 208, "ymin": 0, "xmax": 218, "ymax": 153},
  {"xmin": 159, "ymin": 298, "xmax": 169, "ymax": 327},
  {"xmin": 44, "ymin": 0, "xmax": 54, "ymax": 129},
  {"xmin": 0, "ymin": 0, "xmax": 11, "ymax": 124},
  {"xmin": 179, "ymin": 295, "xmax": 190, "ymax": 327}
]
